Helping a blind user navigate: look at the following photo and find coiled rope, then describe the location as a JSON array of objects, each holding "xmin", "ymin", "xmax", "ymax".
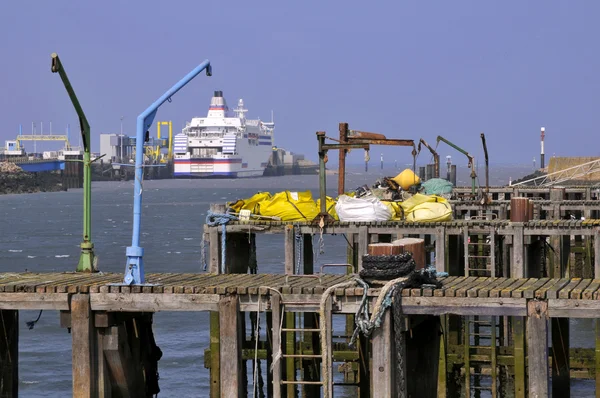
[{"xmin": 205, "ymin": 211, "xmax": 238, "ymax": 273}]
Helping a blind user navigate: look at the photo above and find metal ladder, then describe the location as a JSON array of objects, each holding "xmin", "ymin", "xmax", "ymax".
[
  {"xmin": 464, "ymin": 225, "xmax": 496, "ymax": 278},
  {"xmin": 270, "ymin": 273, "xmax": 362, "ymax": 398},
  {"xmin": 463, "ymin": 225, "xmax": 500, "ymax": 397}
]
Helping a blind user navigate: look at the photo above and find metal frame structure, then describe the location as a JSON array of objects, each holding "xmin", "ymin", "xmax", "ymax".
[
  {"xmin": 316, "ymin": 123, "xmax": 415, "ymax": 223},
  {"xmin": 50, "ymin": 53, "xmax": 96, "ymax": 272},
  {"xmin": 157, "ymin": 121, "xmax": 173, "ymax": 162},
  {"xmin": 124, "ymin": 60, "xmax": 212, "ymax": 285},
  {"xmin": 512, "ymin": 158, "xmax": 600, "ymax": 187},
  {"xmin": 15, "ymin": 135, "xmax": 71, "ymax": 150}
]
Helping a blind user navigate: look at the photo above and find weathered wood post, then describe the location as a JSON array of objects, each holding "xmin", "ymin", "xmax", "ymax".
[
  {"xmin": 371, "ymin": 311, "xmax": 397, "ymax": 397},
  {"xmin": 527, "ymin": 300, "xmax": 549, "ymax": 397},
  {"xmin": 435, "ymin": 226, "xmax": 447, "ymax": 273},
  {"xmin": 0, "ymin": 310, "xmax": 18, "ymax": 398},
  {"xmin": 357, "ymin": 226, "xmax": 369, "ymax": 272},
  {"xmin": 270, "ymin": 294, "xmax": 283, "ymax": 398},
  {"xmin": 284, "ymin": 224, "xmax": 295, "ymax": 275},
  {"xmin": 509, "ymin": 220, "xmax": 526, "ymax": 398},
  {"xmin": 71, "ymin": 294, "xmax": 97, "ymax": 398},
  {"xmin": 208, "ymin": 203, "xmax": 226, "ymax": 273},
  {"xmin": 219, "ymin": 295, "xmax": 243, "ymax": 398}
]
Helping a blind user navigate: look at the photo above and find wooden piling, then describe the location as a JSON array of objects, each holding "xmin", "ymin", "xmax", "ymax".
[
  {"xmin": 209, "ymin": 312, "xmax": 220, "ymax": 398},
  {"xmin": 436, "ymin": 227, "xmax": 447, "ymax": 273},
  {"xmin": 209, "ymin": 228, "xmax": 220, "ymax": 274},
  {"xmin": 285, "ymin": 225, "xmax": 295, "ymax": 275},
  {"xmin": 103, "ymin": 322, "xmax": 143, "ymax": 395},
  {"xmin": 595, "ymin": 229, "xmax": 600, "ymax": 277},
  {"xmin": 271, "ymin": 294, "xmax": 283, "ymax": 398},
  {"xmin": 392, "ymin": 238, "xmax": 426, "ymax": 269},
  {"xmin": 0, "ymin": 310, "xmax": 18, "ymax": 398},
  {"xmin": 371, "ymin": 310, "xmax": 396, "ymax": 397},
  {"xmin": 219, "ymin": 295, "xmax": 243, "ymax": 398},
  {"xmin": 358, "ymin": 226, "xmax": 369, "ymax": 272},
  {"xmin": 595, "ymin": 319, "xmax": 600, "ymax": 397},
  {"xmin": 527, "ymin": 300, "xmax": 549, "ymax": 397},
  {"xmin": 512, "ymin": 224, "xmax": 525, "ymax": 278},
  {"xmin": 71, "ymin": 294, "xmax": 97, "ymax": 398},
  {"xmin": 209, "ymin": 204, "xmax": 226, "ymax": 273},
  {"xmin": 513, "ymin": 316, "xmax": 526, "ymax": 398}
]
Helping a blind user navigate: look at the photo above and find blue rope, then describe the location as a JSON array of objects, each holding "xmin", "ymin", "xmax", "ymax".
[
  {"xmin": 426, "ymin": 265, "xmax": 448, "ymax": 278},
  {"xmin": 350, "ymin": 277, "xmax": 400, "ymax": 347},
  {"xmin": 206, "ymin": 211, "xmax": 238, "ymax": 273}
]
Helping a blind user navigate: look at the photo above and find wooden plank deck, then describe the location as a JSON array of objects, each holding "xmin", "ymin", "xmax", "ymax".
[
  {"xmin": 1, "ymin": 273, "xmax": 600, "ymax": 318},
  {"xmin": 206, "ymin": 218, "xmax": 600, "ymax": 237}
]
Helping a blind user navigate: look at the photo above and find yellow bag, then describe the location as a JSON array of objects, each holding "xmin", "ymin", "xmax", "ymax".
[
  {"xmin": 382, "ymin": 201, "xmax": 403, "ymax": 220},
  {"xmin": 228, "ymin": 192, "xmax": 272, "ymax": 214},
  {"xmin": 401, "ymin": 193, "xmax": 452, "ymax": 222},
  {"xmin": 257, "ymin": 190, "xmax": 319, "ymax": 222},
  {"xmin": 392, "ymin": 168, "xmax": 420, "ymax": 190},
  {"xmin": 316, "ymin": 196, "xmax": 339, "ymax": 220}
]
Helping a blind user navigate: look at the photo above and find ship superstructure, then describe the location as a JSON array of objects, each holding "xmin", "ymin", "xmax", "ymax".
[{"xmin": 173, "ymin": 91, "xmax": 274, "ymax": 178}]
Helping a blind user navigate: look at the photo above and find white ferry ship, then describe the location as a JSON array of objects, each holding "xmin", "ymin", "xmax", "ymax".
[{"xmin": 173, "ymin": 91, "xmax": 274, "ymax": 178}]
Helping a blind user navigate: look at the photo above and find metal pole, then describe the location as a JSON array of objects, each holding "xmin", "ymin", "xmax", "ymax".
[
  {"xmin": 51, "ymin": 53, "xmax": 95, "ymax": 272},
  {"xmin": 124, "ymin": 59, "xmax": 212, "ymax": 285},
  {"xmin": 317, "ymin": 132, "xmax": 327, "ymax": 216}
]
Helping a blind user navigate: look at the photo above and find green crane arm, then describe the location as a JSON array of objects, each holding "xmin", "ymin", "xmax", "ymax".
[
  {"xmin": 436, "ymin": 135, "xmax": 477, "ymax": 194},
  {"xmin": 436, "ymin": 135, "xmax": 474, "ymax": 167},
  {"xmin": 51, "ymin": 53, "xmax": 95, "ymax": 272},
  {"xmin": 51, "ymin": 54, "xmax": 90, "ymax": 151}
]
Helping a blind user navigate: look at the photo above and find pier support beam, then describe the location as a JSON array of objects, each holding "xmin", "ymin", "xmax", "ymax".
[
  {"xmin": 219, "ymin": 295, "xmax": 243, "ymax": 398},
  {"xmin": 209, "ymin": 312, "xmax": 220, "ymax": 398},
  {"xmin": 435, "ymin": 227, "xmax": 446, "ymax": 273},
  {"xmin": 284, "ymin": 225, "xmax": 295, "ymax": 274},
  {"xmin": 0, "ymin": 310, "xmax": 18, "ymax": 398},
  {"xmin": 358, "ymin": 226, "xmax": 369, "ymax": 272},
  {"xmin": 371, "ymin": 310, "xmax": 396, "ymax": 398},
  {"xmin": 527, "ymin": 300, "xmax": 549, "ymax": 398},
  {"xmin": 512, "ymin": 224, "xmax": 524, "ymax": 278},
  {"xmin": 513, "ymin": 316, "xmax": 526, "ymax": 398},
  {"xmin": 71, "ymin": 294, "xmax": 97, "ymax": 398}
]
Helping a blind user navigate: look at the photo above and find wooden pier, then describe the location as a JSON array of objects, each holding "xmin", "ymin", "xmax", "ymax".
[
  {"xmin": 3, "ymin": 272, "xmax": 600, "ymax": 396},
  {"xmin": 3, "ymin": 184, "xmax": 600, "ymax": 396}
]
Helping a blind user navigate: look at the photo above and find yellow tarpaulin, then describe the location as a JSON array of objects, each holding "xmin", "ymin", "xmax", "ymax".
[
  {"xmin": 228, "ymin": 192, "xmax": 272, "ymax": 214},
  {"xmin": 257, "ymin": 190, "xmax": 319, "ymax": 222}
]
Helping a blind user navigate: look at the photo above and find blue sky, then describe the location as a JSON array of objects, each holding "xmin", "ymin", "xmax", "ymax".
[{"xmin": 1, "ymin": 1, "xmax": 598, "ymax": 166}]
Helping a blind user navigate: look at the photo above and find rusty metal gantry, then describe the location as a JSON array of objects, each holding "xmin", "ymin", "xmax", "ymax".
[
  {"xmin": 316, "ymin": 122, "xmax": 415, "ymax": 223},
  {"xmin": 417, "ymin": 138, "xmax": 440, "ymax": 178}
]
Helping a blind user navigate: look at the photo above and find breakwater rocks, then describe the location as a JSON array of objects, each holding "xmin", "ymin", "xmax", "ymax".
[{"xmin": 0, "ymin": 162, "xmax": 66, "ymax": 195}]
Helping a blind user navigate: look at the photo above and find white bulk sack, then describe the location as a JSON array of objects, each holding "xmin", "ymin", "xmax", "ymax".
[{"xmin": 335, "ymin": 194, "xmax": 392, "ymax": 222}]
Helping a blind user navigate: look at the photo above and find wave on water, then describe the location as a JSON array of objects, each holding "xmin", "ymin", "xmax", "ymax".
[
  {"xmin": 184, "ymin": 238, "xmax": 193, "ymax": 241},
  {"xmin": 55, "ymin": 255, "xmax": 70, "ymax": 258},
  {"xmin": 27, "ymin": 256, "xmax": 36, "ymax": 259},
  {"xmin": 8, "ymin": 249, "xmax": 22, "ymax": 252}
]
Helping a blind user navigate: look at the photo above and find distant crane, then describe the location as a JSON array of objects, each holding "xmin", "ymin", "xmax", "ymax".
[{"xmin": 436, "ymin": 135, "xmax": 477, "ymax": 195}]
